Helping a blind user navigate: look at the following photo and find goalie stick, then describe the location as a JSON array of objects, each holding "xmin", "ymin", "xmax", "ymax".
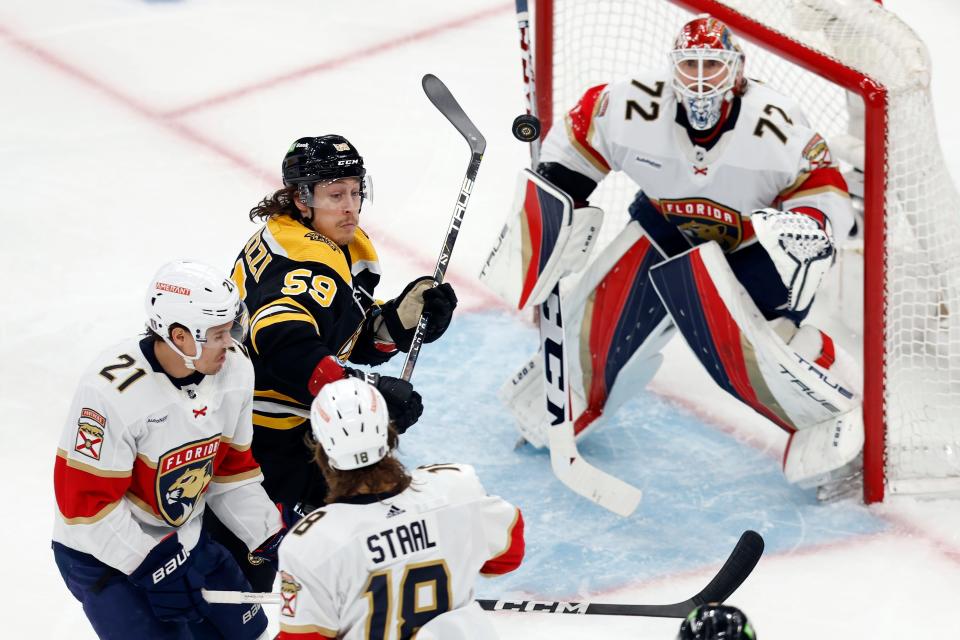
[
  {"xmin": 514, "ymin": 0, "xmax": 642, "ymax": 516},
  {"xmin": 399, "ymin": 74, "xmax": 485, "ymax": 382},
  {"xmin": 203, "ymin": 530, "xmax": 763, "ymax": 617}
]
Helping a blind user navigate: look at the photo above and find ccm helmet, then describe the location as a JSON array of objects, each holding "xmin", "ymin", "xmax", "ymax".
[
  {"xmin": 282, "ymin": 135, "xmax": 372, "ymax": 208},
  {"xmin": 310, "ymin": 377, "xmax": 390, "ymax": 471},
  {"xmin": 670, "ymin": 16, "xmax": 746, "ymax": 130},
  {"xmin": 145, "ymin": 260, "xmax": 249, "ymax": 369},
  {"xmin": 678, "ymin": 604, "xmax": 756, "ymax": 640}
]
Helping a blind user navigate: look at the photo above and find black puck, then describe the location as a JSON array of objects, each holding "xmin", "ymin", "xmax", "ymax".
[{"xmin": 512, "ymin": 114, "xmax": 542, "ymax": 142}]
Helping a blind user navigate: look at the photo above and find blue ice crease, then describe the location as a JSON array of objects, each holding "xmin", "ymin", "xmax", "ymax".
[{"xmin": 377, "ymin": 312, "xmax": 887, "ymax": 599}]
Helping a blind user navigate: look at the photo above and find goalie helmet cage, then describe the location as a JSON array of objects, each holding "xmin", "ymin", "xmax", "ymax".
[{"xmin": 531, "ymin": 0, "xmax": 960, "ymax": 502}]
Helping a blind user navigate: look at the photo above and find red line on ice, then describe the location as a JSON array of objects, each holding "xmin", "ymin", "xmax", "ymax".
[
  {"xmin": 0, "ymin": 15, "xmax": 508, "ymax": 310},
  {"xmin": 163, "ymin": 3, "xmax": 513, "ymax": 118}
]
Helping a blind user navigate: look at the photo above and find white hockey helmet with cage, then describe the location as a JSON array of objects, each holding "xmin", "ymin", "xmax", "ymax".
[
  {"xmin": 310, "ymin": 377, "xmax": 390, "ymax": 471},
  {"xmin": 145, "ymin": 260, "xmax": 249, "ymax": 369},
  {"xmin": 670, "ymin": 15, "xmax": 746, "ymax": 130}
]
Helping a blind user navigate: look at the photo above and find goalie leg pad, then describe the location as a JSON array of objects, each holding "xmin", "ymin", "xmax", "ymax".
[
  {"xmin": 479, "ymin": 169, "xmax": 603, "ymax": 309},
  {"xmin": 502, "ymin": 225, "xmax": 672, "ymax": 447},
  {"xmin": 649, "ymin": 243, "xmax": 862, "ymax": 480}
]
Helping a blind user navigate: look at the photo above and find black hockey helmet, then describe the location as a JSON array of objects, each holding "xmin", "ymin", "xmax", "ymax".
[
  {"xmin": 677, "ymin": 604, "xmax": 756, "ymax": 640},
  {"xmin": 282, "ymin": 135, "xmax": 366, "ymax": 187}
]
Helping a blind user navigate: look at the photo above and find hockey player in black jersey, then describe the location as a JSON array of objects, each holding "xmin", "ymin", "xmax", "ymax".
[{"xmin": 209, "ymin": 135, "xmax": 457, "ymax": 590}]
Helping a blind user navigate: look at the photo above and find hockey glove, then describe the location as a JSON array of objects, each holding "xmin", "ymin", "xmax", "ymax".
[
  {"xmin": 129, "ymin": 534, "xmax": 209, "ymax": 623},
  {"xmin": 247, "ymin": 527, "xmax": 288, "ymax": 571},
  {"xmin": 344, "ymin": 367, "xmax": 424, "ymax": 433},
  {"xmin": 377, "ymin": 276, "xmax": 458, "ymax": 352}
]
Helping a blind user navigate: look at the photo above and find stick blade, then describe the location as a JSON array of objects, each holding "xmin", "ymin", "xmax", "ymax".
[
  {"xmin": 691, "ymin": 530, "xmax": 765, "ymax": 607},
  {"xmin": 548, "ymin": 422, "xmax": 643, "ymax": 517},
  {"xmin": 422, "ymin": 74, "xmax": 486, "ymax": 156}
]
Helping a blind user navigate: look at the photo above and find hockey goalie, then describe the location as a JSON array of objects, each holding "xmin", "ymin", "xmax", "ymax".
[{"xmin": 480, "ymin": 16, "xmax": 864, "ymax": 497}]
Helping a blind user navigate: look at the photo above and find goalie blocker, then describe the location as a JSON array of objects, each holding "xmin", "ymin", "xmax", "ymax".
[{"xmin": 479, "ymin": 169, "xmax": 602, "ymax": 309}]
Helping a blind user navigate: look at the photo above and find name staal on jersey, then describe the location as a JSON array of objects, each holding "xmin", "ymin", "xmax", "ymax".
[{"xmin": 277, "ymin": 463, "xmax": 524, "ymax": 640}]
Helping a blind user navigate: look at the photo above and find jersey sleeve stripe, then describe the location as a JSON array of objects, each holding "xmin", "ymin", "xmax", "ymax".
[
  {"xmin": 564, "ymin": 84, "xmax": 612, "ymax": 174},
  {"xmin": 778, "ymin": 166, "xmax": 849, "ymax": 202},
  {"xmin": 213, "ymin": 444, "xmax": 262, "ymax": 482},
  {"xmin": 56, "ymin": 450, "xmax": 132, "ymax": 478},
  {"xmin": 212, "ymin": 467, "xmax": 262, "ymax": 484},
  {"xmin": 54, "ymin": 453, "xmax": 131, "ymax": 520},
  {"xmin": 480, "ymin": 508, "xmax": 525, "ymax": 576},
  {"xmin": 277, "ymin": 622, "xmax": 338, "ymax": 639},
  {"xmin": 58, "ymin": 500, "xmax": 121, "ymax": 525},
  {"xmin": 251, "ymin": 312, "xmax": 320, "ymax": 355},
  {"xmin": 253, "ymin": 411, "xmax": 308, "ymax": 430}
]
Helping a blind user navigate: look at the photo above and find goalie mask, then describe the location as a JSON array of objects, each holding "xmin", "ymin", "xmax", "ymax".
[
  {"xmin": 145, "ymin": 260, "xmax": 249, "ymax": 370},
  {"xmin": 310, "ymin": 378, "xmax": 390, "ymax": 471},
  {"xmin": 677, "ymin": 604, "xmax": 756, "ymax": 639},
  {"xmin": 282, "ymin": 134, "xmax": 374, "ymax": 210},
  {"xmin": 670, "ymin": 16, "xmax": 745, "ymax": 130}
]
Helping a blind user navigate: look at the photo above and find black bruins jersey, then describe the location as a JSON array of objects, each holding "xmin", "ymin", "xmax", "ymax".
[{"xmin": 232, "ymin": 214, "xmax": 397, "ymax": 506}]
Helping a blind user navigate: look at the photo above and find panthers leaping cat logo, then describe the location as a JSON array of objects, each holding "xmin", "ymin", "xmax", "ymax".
[{"xmin": 156, "ymin": 437, "xmax": 220, "ymax": 526}]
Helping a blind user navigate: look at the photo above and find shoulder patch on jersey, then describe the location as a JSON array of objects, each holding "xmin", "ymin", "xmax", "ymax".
[
  {"xmin": 279, "ymin": 571, "xmax": 303, "ymax": 618},
  {"xmin": 155, "ymin": 435, "xmax": 219, "ymax": 526},
  {"xmin": 74, "ymin": 408, "xmax": 107, "ymax": 460},
  {"xmin": 802, "ymin": 133, "xmax": 833, "ymax": 169}
]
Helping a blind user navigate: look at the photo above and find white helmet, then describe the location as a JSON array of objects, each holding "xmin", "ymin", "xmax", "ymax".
[
  {"xmin": 145, "ymin": 260, "xmax": 249, "ymax": 369},
  {"xmin": 310, "ymin": 377, "xmax": 389, "ymax": 471}
]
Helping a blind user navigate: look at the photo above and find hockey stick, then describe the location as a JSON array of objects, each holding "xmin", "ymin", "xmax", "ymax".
[
  {"xmin": 478, "ymin": 529, "xmax": 763, "ymax": 617},
  {"xmin": 399, "ymin": 74, "xmax": 485, "ymax": 382},
  {"xmin": 514, "ymin": 0, "xmax": 642, "ymax": 517},
  {"xmin": 203, "ymin": 530, "xmax": 764, "ymax": 616}
]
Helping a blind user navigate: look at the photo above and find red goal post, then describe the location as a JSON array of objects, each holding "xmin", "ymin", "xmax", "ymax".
[{"xmin": 529, "ymin": 0, "xmax": 960, "ymax": 502}]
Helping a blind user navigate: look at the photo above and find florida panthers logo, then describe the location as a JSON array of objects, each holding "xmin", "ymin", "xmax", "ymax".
[
  {"xmin": 660, "ymin": 197, "xmax": 743, "ymax": 251},
  {"xmin": 155, "ymin": 436, "xmax": 220, "ymax": 526}
]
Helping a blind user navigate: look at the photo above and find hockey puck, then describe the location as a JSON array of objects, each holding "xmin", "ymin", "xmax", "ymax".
[{"xmin": 512, "ymin": 114, "xmax": 541, "ymax": 142}]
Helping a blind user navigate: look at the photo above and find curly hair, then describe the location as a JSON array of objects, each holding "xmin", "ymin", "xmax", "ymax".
[
  {"xmin": 309, "ymin": 428, "xmax": 413, "ymax": 503},
  {"xmin": 249, "ymin": 186, "xmax": 303, "ymax": 222}
]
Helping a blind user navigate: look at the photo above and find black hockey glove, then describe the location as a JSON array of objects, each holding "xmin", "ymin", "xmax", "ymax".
[
  {"xmin": 129, "ymin": 535, "xmax": 209, "ymax": 623},
  {"xmin": 378, "ymin": 276, "xmax": 458, "ymax": 352},
  {"xmin": 248, "ymin": 527, "xmax": 288, "ymax": 571},
  {"xmin": 345, "ymin": 368, "xmax": 424, "ymax": 433}
]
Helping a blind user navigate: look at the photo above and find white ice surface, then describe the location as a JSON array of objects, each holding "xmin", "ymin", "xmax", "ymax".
[{"xmin": 2, "ymin": 1, "xmax": 959, "ymax": 638}]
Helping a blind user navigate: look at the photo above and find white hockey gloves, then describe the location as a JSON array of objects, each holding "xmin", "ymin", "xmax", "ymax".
[{"xmin": 751, "ymin": 207, "xmax": 835, "ymax": 314}]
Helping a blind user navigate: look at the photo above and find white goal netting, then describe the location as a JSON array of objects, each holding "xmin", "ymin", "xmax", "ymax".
[{"xmin": 539, "ymin": 0, "xmax": 960, "ymax": 498}]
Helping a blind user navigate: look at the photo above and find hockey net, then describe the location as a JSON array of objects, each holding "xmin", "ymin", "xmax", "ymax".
[{"xmin": 531, "ymin": 0, "xmax": 960, "ymax": 502}]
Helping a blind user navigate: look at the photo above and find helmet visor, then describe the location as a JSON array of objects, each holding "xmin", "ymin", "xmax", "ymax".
[
  {"xmin": 200, "ymin": 301, "xmax": 249, "ymax": 348},
  {"xmin": 298, "ymin": 175, "xmax": 374, "ymax": 208}
]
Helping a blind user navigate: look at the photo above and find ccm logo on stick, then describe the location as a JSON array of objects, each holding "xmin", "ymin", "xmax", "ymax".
[{"xmin": 492, "ymin": 600, "xmax": 588, "ymax": 614}]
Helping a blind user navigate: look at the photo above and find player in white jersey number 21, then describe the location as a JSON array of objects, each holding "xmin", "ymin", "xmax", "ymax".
[
  {"xmin": 52, "ymin": 260, "xmax": 287, "ymax": 639},
  {"xmin": 483, "ymin": 15, "xmax": 864, "ymax": 498},
  {"xmin": 277, "ymin": 377, "xmax": 525, "ymax": 639}
]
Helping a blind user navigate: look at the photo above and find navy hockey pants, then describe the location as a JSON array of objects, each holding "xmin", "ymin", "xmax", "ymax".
[
  {"xmin": 628, "ymin": 191, "xmax": 809, "ymax": 325},
  {"xmin": 53, "ymin": 534, "xmax": 267, "ymax": 640}
]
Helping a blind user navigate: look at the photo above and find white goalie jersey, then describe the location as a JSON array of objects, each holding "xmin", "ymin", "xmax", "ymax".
[
  {"xmin": 276, "ymin": 463, "xmax": 524, "ymax": 640},
  {"xmin": 540, "ymin": 71, "xmax": 854, "ymax": 251}
]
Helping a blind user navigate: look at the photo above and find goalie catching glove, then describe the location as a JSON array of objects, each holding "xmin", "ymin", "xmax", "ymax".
[
  {"xmin": 374, "ymin": 277, "xmax": 458, "ymax": 352},
  {"xmin": 750, "ymin": 207, "xmax": 835, "ymax": 315}
]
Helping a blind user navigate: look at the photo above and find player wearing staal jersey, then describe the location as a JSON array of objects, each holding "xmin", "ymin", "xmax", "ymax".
[
  {"xmin": 52, "ymin": 260, "xmax": 286, "ymax": 640},
  {"xmin": 276, "ymin": 377, "xmax": 525, "ymax": 640},
  {"xmin": 483, "ymin": 15, "xmax": 864, "ymax": 496}
]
